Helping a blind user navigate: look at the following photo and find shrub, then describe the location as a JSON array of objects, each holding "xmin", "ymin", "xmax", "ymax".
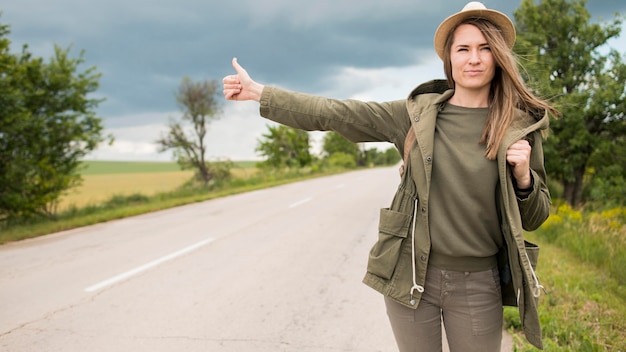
[{"xmin": 326, "ymin": 152, "xmax": 357, "ymax": 169}]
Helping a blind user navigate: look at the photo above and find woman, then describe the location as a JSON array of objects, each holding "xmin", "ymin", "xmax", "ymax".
[{"xmin": 223, "ymin": 2, "xmax": 557, "ymax": 351}]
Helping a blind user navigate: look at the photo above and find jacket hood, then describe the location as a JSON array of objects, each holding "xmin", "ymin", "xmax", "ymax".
[{"xmin": 407, "ymin": 79, "xmax": 451, "ymax": 99}]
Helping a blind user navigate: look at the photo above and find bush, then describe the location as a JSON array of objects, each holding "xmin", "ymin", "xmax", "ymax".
[
  {"xmin": 586, "ymin": 173, "xmax": 626, "ymax": 208},
  {"xmin": 326, "ymin": 152, "xmax": 357, "ymax": 169},
  {"xmin": 104, "ymin": 194, "xmax": 150, "ymax": 208}
]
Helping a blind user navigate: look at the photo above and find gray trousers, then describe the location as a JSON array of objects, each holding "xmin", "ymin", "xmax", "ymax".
[{"xmin": 385, "ymin": 266, "xmax": 503, "ymax": 352}]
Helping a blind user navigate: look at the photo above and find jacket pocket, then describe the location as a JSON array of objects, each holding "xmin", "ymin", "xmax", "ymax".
[
  {"xmin": 366, "ymin": 208, "xmax": 412, "ymax": 280},
  {"xmin": 524, "ymin": 240, "xmax": 539, "ymax": 270},
  {"xmin": 500, "ymin": 240, "xmax": 541, "ymax": 307}
]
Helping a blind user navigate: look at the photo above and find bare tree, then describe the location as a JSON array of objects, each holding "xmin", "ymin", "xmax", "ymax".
[{"xmin": 156, "ymin": 77, "xmax": 223, "ymax": 185}]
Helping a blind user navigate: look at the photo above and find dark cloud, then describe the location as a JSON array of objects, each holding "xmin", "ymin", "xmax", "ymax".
[{"xmin": 1, "ymin": 0, "xmax": 623, "ymax": 129}]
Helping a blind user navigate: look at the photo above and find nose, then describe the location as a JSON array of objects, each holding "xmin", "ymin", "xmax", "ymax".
[{"xmin": 469, "ymin": 49, "xmax": 481, "ymax": 64}]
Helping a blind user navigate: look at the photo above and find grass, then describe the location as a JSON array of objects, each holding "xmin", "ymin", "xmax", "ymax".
[
  {"xmin": 540, "ymin": 205, "xmax": 626, "ymax": 286},
  {"xmin": 505, "ymin": 208, "xmax": 626, "ymax": 351}
]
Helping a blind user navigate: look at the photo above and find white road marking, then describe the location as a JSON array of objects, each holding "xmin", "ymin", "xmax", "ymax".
[
  {"xmin": 84, "ymin": 238, "xmax": 215, "ymax": 293},
  {"xmin": 288, "ymin": 197, "xmax": 313, "ymax": 208}
]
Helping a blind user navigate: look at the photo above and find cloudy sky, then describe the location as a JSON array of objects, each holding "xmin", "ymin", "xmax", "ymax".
[{"xmin": 2, "ymin": 0, "xmax": 625, "ymax": 161}]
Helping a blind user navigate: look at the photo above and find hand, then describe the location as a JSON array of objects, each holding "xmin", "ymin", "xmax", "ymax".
[
  {"xmin": 222, "ymin": 57, "xmax": 264, "ymax": 102},
  {"xmin": 506, "ymin": 139, "xmax": 532, "ymax": 188}
]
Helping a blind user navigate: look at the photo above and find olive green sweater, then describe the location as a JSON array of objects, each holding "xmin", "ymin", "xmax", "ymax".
[{"xmin": 428, "ymin": 103, "xmax": 501, "ymax": 272}]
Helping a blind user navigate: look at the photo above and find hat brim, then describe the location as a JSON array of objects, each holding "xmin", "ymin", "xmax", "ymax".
[{"xmin": 434, "ymin": 8, "xmax": 516, "ymax": 60}]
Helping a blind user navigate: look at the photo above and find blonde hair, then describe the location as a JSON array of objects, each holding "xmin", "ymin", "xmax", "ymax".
[{"xmin": 442, "ymin": 18, "xmax": 559, "ymax": 160}]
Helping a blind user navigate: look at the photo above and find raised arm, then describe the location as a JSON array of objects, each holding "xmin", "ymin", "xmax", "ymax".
[
  {"xmin": 223, "ymin": 57, "xmax": 407, "ymax": 145},
  {"xmin": 222, "ymin": 57, "xmax": 265, "ymax": 102}
]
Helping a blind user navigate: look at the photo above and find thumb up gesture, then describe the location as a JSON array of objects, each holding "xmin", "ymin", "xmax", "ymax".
[{"xmin": 222, "ymin": 57, "xmax": 264, "ymax": 102}]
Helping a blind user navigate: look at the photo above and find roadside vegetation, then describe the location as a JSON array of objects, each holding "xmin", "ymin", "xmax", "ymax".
[{"xmin": 505, "ymin": 203, "xmax": 626, "ymax": 351}]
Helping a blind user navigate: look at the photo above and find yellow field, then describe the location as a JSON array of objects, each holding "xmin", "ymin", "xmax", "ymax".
[
  {"xmin": 59, "ymin": 171, "xmax": 195, "ymax": 210},
  {"xmin": 58, "ymin": 167, "xmax": 258, "ymax": 211}
]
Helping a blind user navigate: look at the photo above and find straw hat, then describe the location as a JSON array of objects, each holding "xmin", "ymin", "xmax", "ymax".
[{"xmin": 433, "ymin": 1, "xmax": 516, "ymax": 60}]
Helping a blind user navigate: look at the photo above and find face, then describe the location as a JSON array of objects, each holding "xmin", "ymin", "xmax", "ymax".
[{"xmin": 449, "ymin": 24, "xmax": 496, "ymax": 95}]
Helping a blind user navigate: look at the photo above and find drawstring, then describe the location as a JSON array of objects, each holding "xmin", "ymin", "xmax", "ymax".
[
  {"xmin": 409, "ymin": 197, "xmax": 424, "ymax": 305},
  {"xmin": 526, "ymin": 251, "xmax": 545, "ymax": 298}
]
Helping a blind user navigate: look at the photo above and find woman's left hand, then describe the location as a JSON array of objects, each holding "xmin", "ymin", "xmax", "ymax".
[{"xmin": 506, "ymin": 139, "xmax": 532, "ymax": 188}]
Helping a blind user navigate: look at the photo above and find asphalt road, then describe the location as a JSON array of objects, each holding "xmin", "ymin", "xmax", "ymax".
[{"xmin": 0, "ymin": 166, "xmax": 512, "ymax": 351}]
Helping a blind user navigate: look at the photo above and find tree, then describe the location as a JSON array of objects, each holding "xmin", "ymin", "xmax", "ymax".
[
  {"xmin": 156, "ymin": 77, "xmax": 228, "ymax": 185},
  {"xmin": 321, "ymin": 132, "xmax": 402, "ymax": 168},
  {"xmin": 377, "ymin": 147, "xmax": 402, "ymax": 166},
  {"xmin": 323, "ymin": 132, "xmax": 394, "ymax": 167},
  {"xmin": 322, "ymin": 132, "xmax": 359, "ymax": 160},
  {"xmin": 322, "ymin": 131, "xmax": 377, "ymax": 167},
  {"xmin": 322, "ymin": 132, "xmax": 359, "ymax": 167},
  {"xmin": 585, "ymin": 131, "xmax": 626, "ymax": 207},
  {"xmin": 0, "ymin": 22, "xmax": 109, "ymax": 220},
  {"xmin": 256, "ymin": 125, "xmax": 312, "ymax": 169},
  {"xmin": 514, "ymin": 0, "xmax": 626, "ymax": 207}
]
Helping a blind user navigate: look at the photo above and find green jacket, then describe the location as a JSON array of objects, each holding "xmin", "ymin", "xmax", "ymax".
[{"xmin": 259, "ymin": 80, "xmax": 550, "ymax": 349}]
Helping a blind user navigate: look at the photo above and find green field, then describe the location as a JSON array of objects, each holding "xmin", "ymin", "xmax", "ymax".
[
  {"xmin": 80, "ymin": 161, "xmax": 184, "ymax": 175},
  {"xmin": 80, "ymin": 160, "xmax": 259, "ymax": 175}
]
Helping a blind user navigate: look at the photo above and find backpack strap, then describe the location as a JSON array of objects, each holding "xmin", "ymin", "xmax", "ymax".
[{"xmin": 398, "ymin": 128, "xmax": 416, "ymax": 177}]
